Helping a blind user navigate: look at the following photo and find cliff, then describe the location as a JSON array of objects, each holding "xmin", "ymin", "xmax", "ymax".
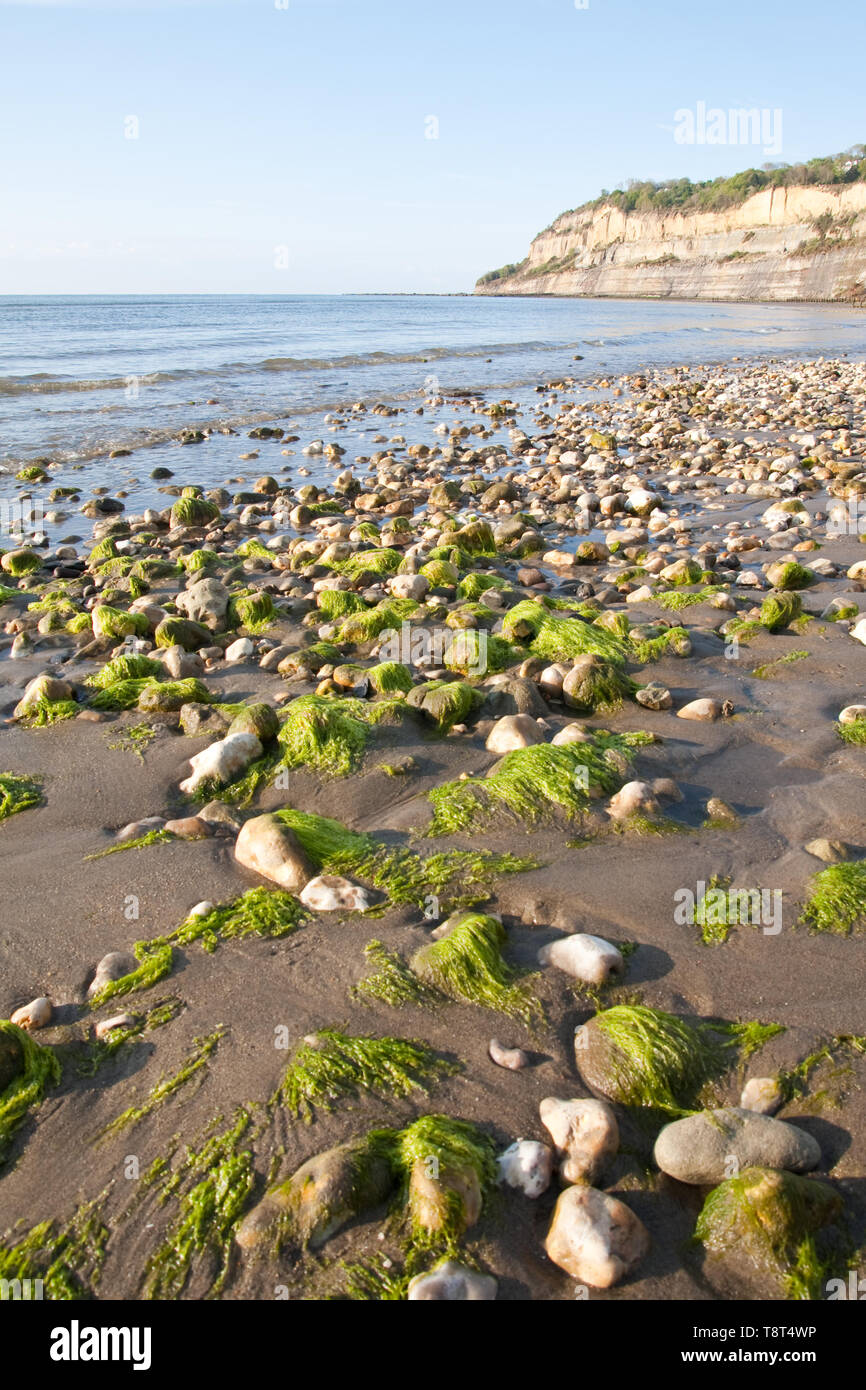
[{"xmin": 475, "ymin": 184, "xmax": 866, "ymax": 303}]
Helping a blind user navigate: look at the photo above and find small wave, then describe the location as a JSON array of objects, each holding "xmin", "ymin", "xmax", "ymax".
[{"xmin": 0, "ymin": 340, "xmax": 583, "ymax": 399}]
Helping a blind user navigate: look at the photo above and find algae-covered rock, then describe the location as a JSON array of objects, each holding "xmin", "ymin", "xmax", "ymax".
[
  {"xmin": 759, "ymin": 590, "xmax": 802, "ymax": 631},
  {"xmin": 0, "ymin": 1028, "xmax": 24, "ymax": 1093},
  {"xmin": 154, "ymin": 616, "xmax": 213, "ymax": 651},
  {"xmin": 694, "ymin": 1166, "xmax": 843, "ymax": 1295},
  {"xmin": 91, "ymin": 605, "xmax": 149, "ymax": 640},
  {"xmin": 137, "ymin": 679, "xmax": 211, "ymax": 713},
  {"xmin": 575, "ymin": 1005, "xmax": 725, "ymax": 1114},
  {"xmin": 562, "ymin": 655, "xmax": 633, "ymax": 714},
  {"xmin": 170, "ymin": 495, "xmax": 221, "ymax": 528},
  {"xmin": 226, "ymin": 702, "xmax": 280, "ymax": 743},
  {"xmin": 0, "ymin": 548, "xmax": 41, "ymax": 577},
  {"xmin": 408, "ymin": 680, "xmax": 484, "ymax": 731},
  {"xmin": 398, "ymin": 1114, "xmax": 496, "ymax": 1244},
  {"xmin": 235, "ymin": 1132, "xmax": 396, "ymax": 1252}
]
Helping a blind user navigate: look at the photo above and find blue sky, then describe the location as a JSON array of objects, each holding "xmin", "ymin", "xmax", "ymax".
[{"xmin": 1, "ymin": 0, "xmax": 863, "ymax": 293}]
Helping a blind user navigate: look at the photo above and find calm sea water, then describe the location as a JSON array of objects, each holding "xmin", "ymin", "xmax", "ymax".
[{"xmin": 3, "ymin": 294, "xmax": 866, "ymax": 479}]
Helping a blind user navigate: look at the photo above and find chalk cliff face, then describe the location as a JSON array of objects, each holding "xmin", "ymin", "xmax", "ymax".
[{"xmin": 475, "ymin": 185, "xmax": 866, "ymax": 302}]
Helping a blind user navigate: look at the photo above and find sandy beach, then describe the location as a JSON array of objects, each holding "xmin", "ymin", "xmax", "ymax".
[{"xmin": 0, "ymin": 352, "xmax": 865, "ymax": 1301}]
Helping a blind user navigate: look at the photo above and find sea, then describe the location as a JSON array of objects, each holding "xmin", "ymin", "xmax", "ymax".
[{"xmin": 1, "ymin": 293, "xmax": 865, "ymax": 529}]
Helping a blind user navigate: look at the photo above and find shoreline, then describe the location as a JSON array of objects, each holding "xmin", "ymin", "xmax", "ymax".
[{"xmin": 1, "ymin": 352, "xmax": 866, "ymax": 1300}]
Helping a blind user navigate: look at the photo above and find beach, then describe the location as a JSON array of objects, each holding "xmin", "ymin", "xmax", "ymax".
[{"xmin": 1, "ymin": 322, "xmax": 866, "ymax": 1301}]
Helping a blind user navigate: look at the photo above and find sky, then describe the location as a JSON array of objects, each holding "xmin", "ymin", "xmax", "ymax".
[{"xmin": 1, "ymin": 0, "xmax": 864, "ymax": 294}]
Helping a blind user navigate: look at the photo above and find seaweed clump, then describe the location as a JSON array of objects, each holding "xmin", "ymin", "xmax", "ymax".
[
  {"xmin": 0, "ymin": 1021, "xmax": 61, "ymax": 1162},
  {"xmin": 410, "ymin": 912, "xmax": 540, "ymax": 1025},
  {"xmin": 800, "ymin": 861, "xmax": 866, "ymax": 935},
  {"xmin": 275, "ymin": 808, "xmax": 537, "ymax": 913},
  {"xmin": 0, "ymin": 773, "xmax": 42, "ymax": 822},
  {"xmin": 273, "ymin": 1028, "xmax": 457, "ymax": 1121},
  {"xmin": 0, "ymin": 1197, "xmax": 108, "ymax": 1299},
  {"xmin": 352, "ymin": 940, "xmax": 443, "ymax": 1009},
  {"xmin": 694, "ymin": 1167, "xmax": 845, "ymax": 1299},
  {"xmin": 426, "ymin": 733, "xmax": 651, "ymax": 834},
  {"xmin": 397, "ymin": 1114, "xmax": 498, "ymax": 1253},
  {"xmin": 142, "ymin": 1106, "xmax": 256, "ymax": 1299},
  {"xmin": 578, "ymin": 1005, "xmax": 730, "ymax": 1117},
  {"xmin": 502, "ymin": 599, "xmax": 628, "ymax": 664}
]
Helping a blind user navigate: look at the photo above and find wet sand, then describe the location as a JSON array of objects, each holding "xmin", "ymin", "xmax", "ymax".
[{"xmin": 1, "ymin": 355, "xmax": 865, "ymax": 1301}]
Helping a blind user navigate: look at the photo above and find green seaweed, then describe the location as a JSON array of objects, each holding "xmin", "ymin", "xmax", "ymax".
[
  {"xmin": 0, "ymin": 1196, "xmax": 108, "ymax": 1300},
  {"xmin": 502, "ymin": 599, "xmax": 629, "ymax": 664},
  {"xmin": 275, "ymin": 808, "xmax": 537, "ymax": 913},
  {"xmin": 751, "ymin": 650, "xmax": 810, "ymax": 679},
  {"xmin": 142, "ymin": 1106, "xmax": 254, "ymax": 1299},
  {"xmin": 79, "ymin": 997, "xmax": 185, "ymax": 1076},
  {"xmin": 274, "ymin": 1028, "xmax": 457, "ymax": 1121},
  {"xmin": 426, "ymin": 734, "xmax": 650, "ymax": 834},
  {"xmin": 397, "ymin": 1114, "xmax": 497, "ymax": 1253},
  {"xmin": 0, "ymin": 773, "xmax": 42, "ymax": 822},
  {"xmin": 86, "ymin": 654, "xmax": 164, "ymax": 688},
  {"xmin": 760, "ymin": 591, "xmax": 803, "ymax": 632},
  {"xmin": 366, "ymin": 661, "xmax": 413, "ymax": 694},
  {"xmin": 654, "ymin": 586, "xmax": 724, "ymax": 611},
  {"xmin": 85, "ymin": 828, "xmax": 173, "ymax": 860},
  {"xmin": 96, "ymin": 1026, "xmax": 224, "ymax": 1141},
  {"xmin": 228, "ymin": 590, "xmax": 275, "ymax": 634},
  {"xmin": 694, "ymin": 1167, "xmax": 845, "ymax": 1299},
  {"xmin": 352, "ymin": 940, "xmax": 443, "ymax": 1009},
  {"xmin": 0, "ymin": 1022, "xmax": 61, "ymax": 1162},
  {"xmin": 170, "ymin": 887, "xmax": 306, "ymax": 954},
  {"xmin": 317, "ymin": 588, "xmax": 366, "ymax": 621},
  {"xmin": 410, "ymin": 912, "xmax": 540, "ymax": 1025},
  {"xmin": 837, "ymin": 718, "xmax": 866, "ymax": 745},
  {"xmin": 629, "ymin": 625, "xmax": 691, "ymax": 663},
  {"xmin": 87, "ymin": 940, "xmax": 174, "ymax": 1007},
  {"xmin": 800, "ymin": 861, "xmax": 866, "ymax": 935},
  {"xmin": 589, "ymin": 1005, "xmax": 730, "ymax": 1116},
  {"xmin": 18, "ymin": 695, "xmax": 79, "ymax": 726},
  {"xmin": 329, "ymin": 547, "xmax": 402, "ymax": 580}
]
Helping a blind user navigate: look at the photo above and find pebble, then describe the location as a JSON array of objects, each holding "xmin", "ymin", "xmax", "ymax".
[
  {"xmin": 496, "ymin": 1139, "xmax": 553, "ymax": 1198},
  {"xmin": 225, "ymin": 636, "xmax": 255, "ymax": 662},
  {"xmin": 544, "ymin": 1186, "xmax": 650, "ymax": 1288},
  {"xmin": 298, "ymin": 875, "xmax": 375, "ymax": 911},
  {"xmin": 539, "ymin": 1096, "xmax": 619, "ymax": 1183},
  {"xmin": 234, "ymin": 813, "xmax": 312, "ymax": 892},
  {"xmin": 484, "ymin": 713, "xmax": 545, "ymax": 753},
  {"xmin": 488, "ymin": 1037, "xmax": 529, "ymax": 1070},
  {"xmin": 10, "ymin": 997, "xmax": 53, "ymax": 1030},
  {"xmin": 116, "ymin": 816, "xmax": 165, "ymax": 842},
  {"xmin": 740, "ymin": 1077, "xmax": 783, "ymax": 1115},
  {"xmin": 635, "ymin": 681, "xmax": 672, "ymax": 710},
  {"xmin": 162, "ymin": 816, "xmax": 211, "ymax": 840},
  {"xmin": 179, "ymin": 731, "xmax": 263, "ymax": 795},
  {"xmin": 407, "ymin": 1260, "xmax": 498, "ymax": 1301},
  {"xmin": 676, "ymin": 697, "xmax": 733, "ymax": 721},
  {"xmin": 804, "ymin": 837, "xmax": 849, "ymax": 863},
  {"xmin": 653, "ymin": 1107, "xmax": 820, "ymax": 1184},
  {"xmin": 607, "ymin": 780, "xmax": 660, "ymax": 819},
  {"xmin": 537, "ymin": 932, "xmax": 623, "ymax": 985}
]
